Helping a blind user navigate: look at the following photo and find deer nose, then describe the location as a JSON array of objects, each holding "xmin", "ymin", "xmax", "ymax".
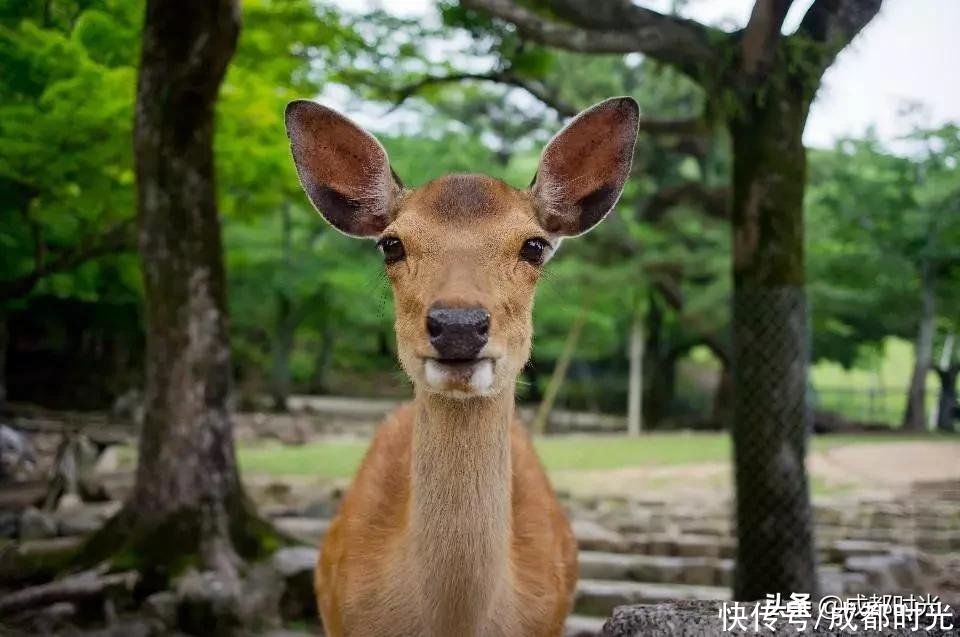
[{"xmin": 426, "ymin": 306, "xmax": 490, "ymax": 360}]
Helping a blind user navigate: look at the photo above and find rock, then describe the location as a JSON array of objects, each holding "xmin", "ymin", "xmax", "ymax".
[
  {"xmin": 302, "ymin": 497, "xmax": 338, "ymax": 519},
  {"xmin": 93, "ymin": 446, "xmax": 121, "ymax": 475},
  {"xmin": 19, "ymin": 507, "xmax": 57, "ymax": 541},
  {"xmin": 175, "ymin": 569, "xmax": 244, "ymax": 637},
  {"xmin": 844, "ymin": 555, "xmax": 899, "ymax": 591},
  {"xmin": 57, "ymin": 493, "xmax": 84, "ymax": 511},
  {"xmin": 0, "ymin": 510, "xmax": 18, "ymax": 538},
  {"xmin": 55, "ymin": 501, "xmax": 120, "ymax": 536},
  {"xmin": 575, "ymin": 579, "xmax": 729, "ymax": 617},
  {"xmin": 573, "ymin": 519, "xmax": 628, "ymax": 553},
  {"xmin": 0, "ymin": 424, "xmax": 35, "ymax": 480},
  {"xmin": 241, "ymin": 560, "xmax": 285, "ymax": 630},
  {"xmin": 273, "ymin": 546, "xmax": 318, "ymax": 620},
  {"xmin": 602, "ymin": 601, "xmax": 960, "ymax": 636},
  {"xmin": 143, "ymin": 591, "xmax": 178, "ymax": 628},
  {"xmin": 565, "ymin": 614, "xmax": 606, "ymax": 637},
  {"xmin": 273, "ymin": 516, "xmax": 330, "ymax": 545}
]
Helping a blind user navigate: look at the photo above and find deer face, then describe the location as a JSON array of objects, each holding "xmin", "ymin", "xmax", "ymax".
[{"xmin": 285, "ymin": 98, "xmax": 639, "ymax": 399}]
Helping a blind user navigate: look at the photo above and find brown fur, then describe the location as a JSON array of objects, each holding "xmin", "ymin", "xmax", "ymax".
[{"xmin": 284, "ymin": 97, "xmax": 640, "ymax": 637}]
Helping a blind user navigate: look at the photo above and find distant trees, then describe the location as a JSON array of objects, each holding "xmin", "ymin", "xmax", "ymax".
[{"xmin": 806, "ymin": 127, "xmax": 960, "ymax": 431}]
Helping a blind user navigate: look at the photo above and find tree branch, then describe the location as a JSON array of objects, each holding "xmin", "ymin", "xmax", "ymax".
[
  {"xmin": 0, "ymin": 220, "xmax": 136, "ymax": 302},
  {"xmin": 640, "ymin": 182, "xmax": 730, "ymax": 222},
  {"xmin": 797, "ymin": 0, "xmax": 883, "ymax": 71},
  {"xmin": 651, "ymin": 278, "xmax": 731, "ymax": 365},
  {"xmin": 387, "ymin": 70, "xmax": 580, "ymax": 117},
  {"xmin": 387, "ymin": 70, "xmax": 711, "ymax": 140},
  {"xmin": 460, "ymin": 0, "xmax": 725, "ymax": 80},
  {"xmin": 740, "ymin": 0, "xmax": 794, "ymax": 75}
]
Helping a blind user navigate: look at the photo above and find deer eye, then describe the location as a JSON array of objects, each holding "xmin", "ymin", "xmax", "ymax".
[
  {"xmin": 519, "ymin": 237, "xmax": 550, "ymax": 266},
  {"xmin": 377, "ymin": 236, "xmax": 405, "ymax": 265}
]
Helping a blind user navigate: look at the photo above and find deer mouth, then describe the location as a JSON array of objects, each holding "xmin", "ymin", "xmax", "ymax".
[{"xmin": 423, "ymin": 357, "xmax": 495, "ymax": 395}]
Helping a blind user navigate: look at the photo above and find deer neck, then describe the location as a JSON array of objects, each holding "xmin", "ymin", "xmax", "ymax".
[{"xmin": 408, "ymin": 389, "xmax": 514, "ymax": 636}]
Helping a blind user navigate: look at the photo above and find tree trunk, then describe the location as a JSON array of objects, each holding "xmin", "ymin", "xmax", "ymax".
[
  {"xmin": 711, "ymin": 363, "xmax": 733, "ymax": 429},
  {"xmin": 270, "ymin": 205, "xmax": 295, "ymax": 411},
  {"xmin": 532, "ymin": 308, "xmax": 587, "ymax": 434},
  {"xmin": 626, "ymin": 315, "xmax": 644, "ymax": 436},
  {"xmin": 903, "ymin": 262, "xmax": 936, "ymax": 431},
  {"xmin": 934, "ymin": 365, "xmax": 959, "ymax": 433},
  {"xmin": 80, "ymin": 0, "xmax": 279, "ymax": 578},
  {"xmin": 728, "ymin": 87, "xmax": 817, "ymax": 599},
  {"xmin": 0, "ymin": 313, "xmax": 7, "ymax": 413}
]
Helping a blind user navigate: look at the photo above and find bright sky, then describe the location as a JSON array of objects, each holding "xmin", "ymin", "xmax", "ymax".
[{"xmin": 337, "ymin": 0, "xmax": 960, "ymax": 148}]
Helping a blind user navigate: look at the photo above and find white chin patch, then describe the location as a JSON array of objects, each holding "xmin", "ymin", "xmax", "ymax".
[{"xmin": 424, "ymin": 359, "xmax": 495, "ymax": 397}]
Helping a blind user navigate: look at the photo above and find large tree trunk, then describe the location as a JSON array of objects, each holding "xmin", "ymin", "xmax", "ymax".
[
  {"xmin": 903, "ymin": 262, "xmax": 936, "ymax": 431},
  {"xmin": 80, "ymin": 0, "xmax": 277, "ymax": 578},
  {"xmin": 728, "ymin": 87, "xmax": 817, "ymax": 600}
]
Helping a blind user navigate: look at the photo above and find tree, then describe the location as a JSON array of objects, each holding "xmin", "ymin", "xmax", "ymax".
[
  {"xmin": 806, "ymin": 128, "xmax": 960, "ymax": 430},
  {"xmin": 455, "ymin": 0, "xmax": 884, "ymax": 598},
  {"xmin": 79, "ymin": 0, "xmax": 279, "ymax": 578}
]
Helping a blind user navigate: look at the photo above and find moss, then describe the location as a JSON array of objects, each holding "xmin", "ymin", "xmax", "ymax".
[
  {"xmin": 0, "ymin": 539, "xmax": 81, "ymax": 587},
  {"xmin": 68, "ymin": 497, "xmax": 294, "ymax": 588}
]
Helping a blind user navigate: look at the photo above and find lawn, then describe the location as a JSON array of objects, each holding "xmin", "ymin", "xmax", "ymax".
[{"xmin": 237, "ymin": 431, "xmax": 949, "ymax": 479}]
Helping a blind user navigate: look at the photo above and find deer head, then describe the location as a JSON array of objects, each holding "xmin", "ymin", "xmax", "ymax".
[{"xmin": 285, "ymin": 97, "xmax": 639, "ymax": 399}]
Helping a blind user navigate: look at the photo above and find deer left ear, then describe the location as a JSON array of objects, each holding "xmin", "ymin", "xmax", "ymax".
[{"xmin": 531, "ymin": 97, "xmax": 639, "ymax": 236}]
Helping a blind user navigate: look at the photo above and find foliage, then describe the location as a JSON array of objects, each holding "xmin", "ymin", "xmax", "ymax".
[{"xmin": 2, "ymin": 0, "xmax": 957, "ymax": 426}]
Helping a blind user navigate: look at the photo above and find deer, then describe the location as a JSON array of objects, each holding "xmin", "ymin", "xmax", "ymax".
[{"xmin": 284, "ymin": 96, "xmax": 640, "ymax": 637}]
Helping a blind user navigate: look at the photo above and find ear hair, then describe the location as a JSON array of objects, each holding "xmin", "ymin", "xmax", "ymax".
[
  {"xmin": 531, "ymin": 97, "xmax": 640, "ymax": 237},
  {"xmin": 285, "ymin": 100, "xmax": 402, "ymax": 238}
]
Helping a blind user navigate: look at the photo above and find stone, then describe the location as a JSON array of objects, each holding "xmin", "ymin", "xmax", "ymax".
[
  {"xmin": 175, "ymin": 569, "xmax": 244, "ymax": 637},
  {"xmin": 272, "ymin": 546, "xmax": 319, "ymax": 621},
  {"xmin": 57, "ymin": 493, "xmax": 84, "ymax": 510},
  {"xmin": 143, "ymin": 591, "xmax": 178, "ymax": 627},
  {"xmin": 602, "ymin": 601, "xmax": 960, "ymax": 636},
  {"xmin": 673, "ymin": 535, "xmax": 726, "ymax": 559},
  {"xmin": 273, "ymin": 516, "xmax": 330, "ymax": 545},
  {"xmin": 829, "ymin": 539, "xmax": 892, "ymax": 562},
  {"xmin": 677, "ymin": 558, "xmax": 715, "ymax": 587},
  {"xmin": 844, "ymin": 555, "xmax": 899, "ymax": 591},
  {"xmin": 19, "ymin": 507, "xmax": 57, "ymax": 541},
  {"xmin": 93, "ymin": 446, "xmax": 121, "ymax": 475},
  {"xmin": 565, "ymin": 614, "xmax": 606, "ymax": 637},
  {"xmin": 575, "ymin": 579, "xmax": 729, "ymax": 617},
  {"xmin": 573, "ymin": 519, "xmax": 628, "ymax": 553}
]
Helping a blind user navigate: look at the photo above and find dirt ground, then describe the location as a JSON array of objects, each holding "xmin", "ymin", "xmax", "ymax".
[{"xmin": 551, "ymin": 441, "xmax": 960, "ymax": 499}]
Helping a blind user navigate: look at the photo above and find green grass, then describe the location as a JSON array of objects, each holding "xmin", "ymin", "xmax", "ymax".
[
  {"xmin": 237, "ymin": 431, "xmax": 951, "ymax": 479},
  {"xmin": 810, "ymin": 337, "xmax": 939, "ymax": 425}
]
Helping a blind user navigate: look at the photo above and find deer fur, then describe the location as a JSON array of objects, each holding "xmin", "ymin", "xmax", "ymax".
[{"xmin": 285, "ymin": 97, "xmax": 640, "ymax": 637}]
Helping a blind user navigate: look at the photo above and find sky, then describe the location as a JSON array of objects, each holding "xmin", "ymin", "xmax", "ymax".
[{"xmin": 335, "ymin": 0, "xmax": 960, "ymax": 148}]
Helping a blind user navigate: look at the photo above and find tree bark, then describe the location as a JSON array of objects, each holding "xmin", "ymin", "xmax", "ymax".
[
  {"xmin": 532, "ymin": 308, "xmax": 587, "ymax": 434},
  {"xmin": 934, "ymin": 365, "xmax": 959, "ymax": 433},
  {"xmin": 728, "ymin": 84, "xmax": 817, "ymax": 599},
  {"xmin": 0, "ymin": 313, "xmax": 7, "ymax": 413},
  {"xmin": 903, "ymin": 262, "xmax": 936, "ymax": 431},
  {"xmin": 271, "ymin": 205, "xmax": 295, "ymax": 412},
  {"xmin": 79, "ymin": 0, "xmax": 280, "ymax": 579},
  {"xmin": 626, "ymin": 316, "xmax": 644, "ymax": 436}
]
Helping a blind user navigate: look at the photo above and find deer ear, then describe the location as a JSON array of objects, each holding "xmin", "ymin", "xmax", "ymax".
[
  {"xmin": 285, "ymin": 100, "xmax": 402, "ymax": 237},
  {"xmin": 531, "ymin": 97, "xmax": 639, "ymax": 236}
]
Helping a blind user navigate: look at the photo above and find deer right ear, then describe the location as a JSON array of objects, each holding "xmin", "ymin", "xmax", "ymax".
[
  {"xmin": 285, "ymin": 100, "xmax": 402, "ymax": 238},
  {"xmin": 531, "ymin": 97, "xmax": 639, "ymax": 237}
]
